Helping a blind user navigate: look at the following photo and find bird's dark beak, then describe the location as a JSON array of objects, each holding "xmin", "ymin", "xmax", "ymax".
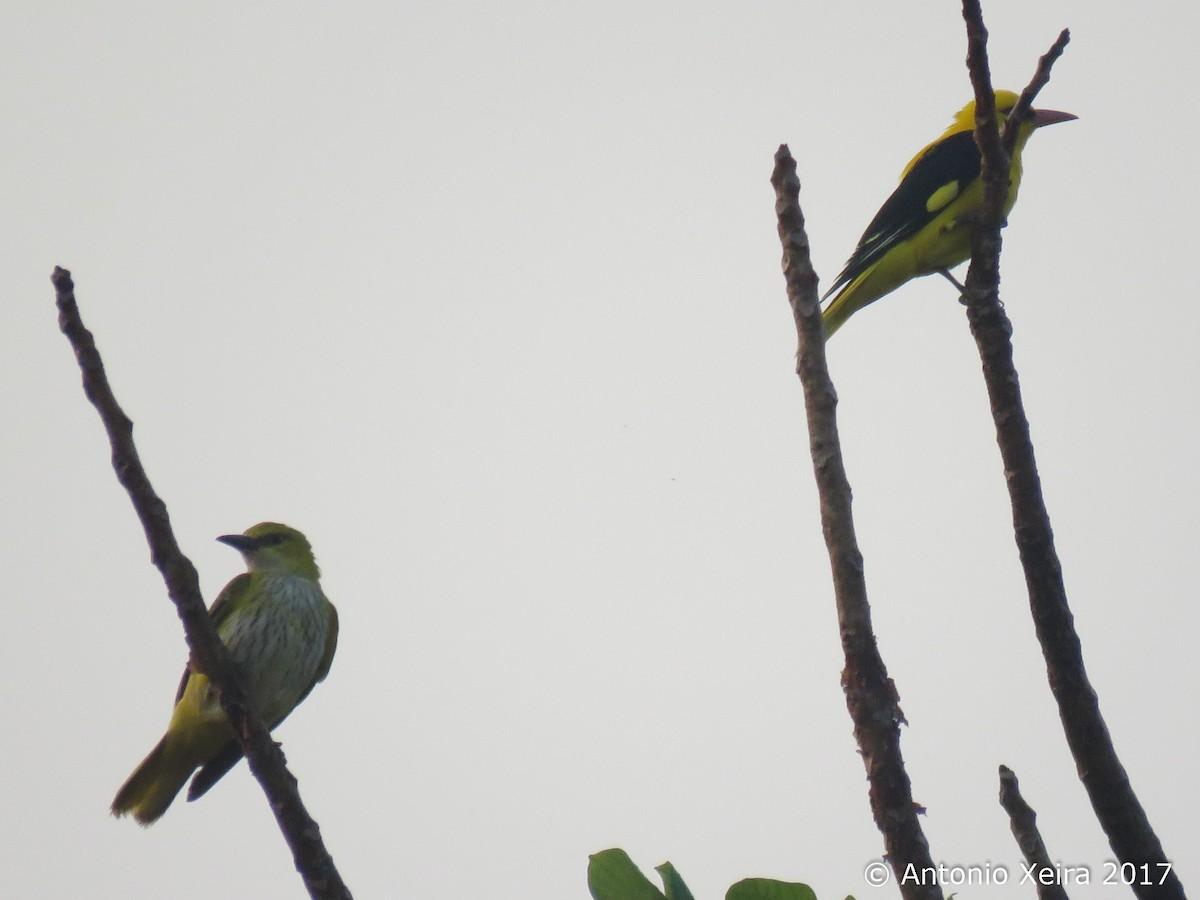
[
  {"xmin": 1032, "ymin": 108, "xmax": 1077, "ymax": 128},
  {"xmin": 217, "ymin": 533, "xmax": 257, "ymax": 551}
]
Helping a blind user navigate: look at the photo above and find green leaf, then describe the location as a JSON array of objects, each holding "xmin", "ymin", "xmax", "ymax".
[
  {"xmin": 588, "ymin": 849, "xmax": 667, "ymax": 900},
  {"xmin": 726, "ymin": 878, "xmax": 819, "ymax": 900},
  {"xmin": 655, "ymin": 862, "xmax": 696, "ymax": 900}
]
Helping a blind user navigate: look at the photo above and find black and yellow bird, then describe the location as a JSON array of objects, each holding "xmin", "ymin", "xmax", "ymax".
[{"xmin": 822, "ymin": 89, "xmax": 1075, "ymax": 338}]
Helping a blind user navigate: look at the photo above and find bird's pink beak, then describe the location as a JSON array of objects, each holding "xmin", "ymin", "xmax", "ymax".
[{"xmin": 1032, "ymin": 108, "xmax": 1077, "ymax": 128}]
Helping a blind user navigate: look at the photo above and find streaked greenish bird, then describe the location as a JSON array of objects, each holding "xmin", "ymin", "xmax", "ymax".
[{"xmin": 111, "ymin": 522, "xmax": 339, "ymax": 825}]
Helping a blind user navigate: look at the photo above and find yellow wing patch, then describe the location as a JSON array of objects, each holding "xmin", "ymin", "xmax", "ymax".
[{"xmin": 925, "ymin": 180, "xmax": 961, "ymax": 213}]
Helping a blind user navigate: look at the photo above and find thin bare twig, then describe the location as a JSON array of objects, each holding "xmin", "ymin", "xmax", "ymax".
[
  {"xmin": 957, "ymin": 8, "xmax": 1183, "ymax": 898},
  {"xmin": 998, "ymin": 766, "xmax": 1069, "ymax": 900},
  {"xmin": 53, "ymin": 267, "xmax": 352, "ymax": 900},
  {"xmin": 1001, "ymin": 32, "xmax": 1072, "ymax": 155},
  {"xmin": 771, "ymin": 150, "xmax": 941, "ymax": 900}
]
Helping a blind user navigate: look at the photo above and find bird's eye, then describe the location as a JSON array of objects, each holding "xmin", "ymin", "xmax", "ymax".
[{"xmin": 259, "ymin": 533, "xmax": 287, "ymax": 547}]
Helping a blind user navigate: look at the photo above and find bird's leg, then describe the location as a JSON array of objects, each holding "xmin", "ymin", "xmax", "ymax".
[{"xmin": 937, "ymin": 268, "xmax": 968, "ymax": 303}]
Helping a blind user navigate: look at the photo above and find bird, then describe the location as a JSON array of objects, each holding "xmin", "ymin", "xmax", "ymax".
[
  {"xmin": 111, "ymin": 522, "xmax": 339, "ymax": 825},
  {"xmin": 821, "ymin": 89, "xmax": 1075, "ymax": 338}
]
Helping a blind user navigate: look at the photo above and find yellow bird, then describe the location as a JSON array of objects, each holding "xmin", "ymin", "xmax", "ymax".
[
  {"xmin": 112, "ymin": 523, "xmax": 338, "ymax": 825},
  {"xmin": 821, "ymin": 90, "xmax": 1075, "ymax": 338}
]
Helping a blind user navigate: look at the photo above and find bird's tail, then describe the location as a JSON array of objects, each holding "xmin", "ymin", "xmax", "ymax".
[
  {"xmin": 821, "ymin": 293, "xmax": 855, "ymax": 340},
  {"xmin": 822, "ymin": 260, "xmax": 907, "ymax": 340},
  {"xmin": 111, "ymin": 735, "xmax": 192, "ymax": 826}
]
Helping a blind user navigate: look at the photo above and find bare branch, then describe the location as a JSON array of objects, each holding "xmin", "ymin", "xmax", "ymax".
[
  {"xmin": 961, "ymin": 0, "xmax": 1005, "ymax": 301},
  {"xmin": 771, "ymin": 149, "xmax": 941, "ymax": 900},
  {"xmin": 1001, "ymin": 31, "xmax": 1071, "ymax": 155},
  {"xmin": 998, "ymin": 766, "xmax": 1069, "ymax": 900},
  {"xmin": 53, "ymin": 267, "xmax": 352, "ymax": 900},
  {"xmin": 955, "ymin": 9, "xmax": 1184, "ymax": 898}
]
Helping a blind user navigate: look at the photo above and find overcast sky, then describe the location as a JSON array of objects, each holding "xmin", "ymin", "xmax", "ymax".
[{"xmin": 3, "ymin": 1, "xmax": 1196, "ymax": 898}]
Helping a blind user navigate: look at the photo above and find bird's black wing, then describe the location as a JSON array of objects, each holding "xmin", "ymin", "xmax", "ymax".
[
  {"xmin": 187, "ymin": 743, "xmax": 243, "ymax": 801},
  {"xmin": 825, "ymin": 129, "xmax": 982, "ymax": 297}
]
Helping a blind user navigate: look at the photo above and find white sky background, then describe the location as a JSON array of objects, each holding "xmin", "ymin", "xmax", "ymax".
[{"xmin": 2, "ymin": 1, "xmax": 1196, "ymax": 898}]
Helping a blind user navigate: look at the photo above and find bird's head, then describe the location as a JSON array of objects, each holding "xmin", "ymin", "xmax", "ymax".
[
  {"xmin": 906, "ymin": 90, "xmax": 1076, "ymax": 181},
  {"xmin": 993, "ymin": 89, "xmax": 1077, "ymax": 131},
  {"xmin": 217, "ymin": 522, "xmax": 320, "ymax": 579},
  {"xmin": 953, "ymin": 89, "xmax": 1076, "ymax": 137},
  {"xmin": 950, "ymin": 90, "xmax": 1075, "ymax": 133}
]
